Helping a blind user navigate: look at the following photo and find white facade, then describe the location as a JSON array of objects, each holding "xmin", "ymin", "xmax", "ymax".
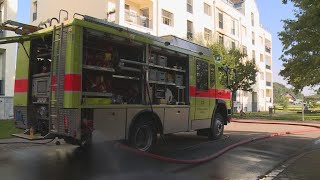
[
  {"xmin": 30, "ymin": 0, "xmax": 273, "ymax": 112},
  {"xmin": 0, "ymin": 0, "xmax": 17, "ymax": 97}
]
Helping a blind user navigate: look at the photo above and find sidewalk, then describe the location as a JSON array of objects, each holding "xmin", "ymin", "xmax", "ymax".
[{"xmin": 270, "ymin": 149, "xmax": 320, "ymax": 179}]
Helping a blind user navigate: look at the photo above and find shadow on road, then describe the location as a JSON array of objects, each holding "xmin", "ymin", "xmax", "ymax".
[{"xmin": 0, "ymin": 130, "xmax": 318, "ymax": 180}]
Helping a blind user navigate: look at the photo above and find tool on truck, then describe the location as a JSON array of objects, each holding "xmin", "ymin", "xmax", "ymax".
[{"xmin": 0, "ymin": 13, "xmax": 232, "ymax": 151}]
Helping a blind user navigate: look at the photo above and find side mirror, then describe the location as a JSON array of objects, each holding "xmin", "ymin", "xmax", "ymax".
[{"xmin": 224, "ymin": 66, "xmax": 231, "ymax": 89}]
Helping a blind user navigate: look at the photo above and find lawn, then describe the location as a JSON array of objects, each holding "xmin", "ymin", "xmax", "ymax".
[
  {"xmin": 0, "ymin": 120, "xmax": 23, "ymax": 139},
  {"xmin": 233, "ymin": 112, "xmax": 320, "ymax": 121}
]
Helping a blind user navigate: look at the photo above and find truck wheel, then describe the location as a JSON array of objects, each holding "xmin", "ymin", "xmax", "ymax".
[
  {"xmin": 208, "ymin": 113, "xmax": 224, "ymax": 140},
  {"xmin": 129, "ymin": 120, "xmax": 156, "ymax": 152}
]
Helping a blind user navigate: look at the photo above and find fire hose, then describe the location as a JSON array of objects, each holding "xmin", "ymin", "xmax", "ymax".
[{"xmin": 117, "ymin": 119, "xmax": 320, "ymax": 164}]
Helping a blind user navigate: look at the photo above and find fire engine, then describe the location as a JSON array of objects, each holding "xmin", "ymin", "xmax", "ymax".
[{"xmin": 0, "ymin": 14, "xmax": 231, "ymax": 151}]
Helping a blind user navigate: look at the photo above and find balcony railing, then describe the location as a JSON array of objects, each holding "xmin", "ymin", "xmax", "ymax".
[
  {"xmin": 265, "ymin": 46, "xmax": 271, "ymax": 53},
  {"xmin": 266, "ymin": 81, "xmax": 272, "ymax": 86},
  {"xmin": 125, "ymin": 10, "xmax": 152, "ymax": 29},
  {"xmin": 266, "ymin": 97, "xmax": 272, "ymax": 103},
  {"xmin": 266, "ymin": 65, "xmax": 271, "ymax": 70}
]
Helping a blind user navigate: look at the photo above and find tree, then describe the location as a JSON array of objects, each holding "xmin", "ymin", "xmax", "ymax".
[
  {"xmin": 209, "ymin": 43, "xmax": 258, "ymax": 102},
  {"xmin": 273, "ymin": 82, "xmax": 288, "ymax": 104},
  {"xmin": 273, "ymin": 82, "xmax": 304, "ymax": 104},
  {"xmin": 278, "ymin": 96, "xmax": 289, "ymax": 110},
  {"xmin": 279, "ymin": 0, "xmax": 320, "ymax": 91}
]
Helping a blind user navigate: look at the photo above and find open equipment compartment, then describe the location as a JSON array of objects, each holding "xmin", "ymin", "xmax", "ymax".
[
  {"xmin": 147, "ymin": 46, "xmax": 189, "ymax": 105},
  {"xmin": 29, "ymin": 34, "xmax": 53, "ymax": 136},
  {"xmin": 82, "ymin": 28, "xmax": 145, "ymax": 105}
]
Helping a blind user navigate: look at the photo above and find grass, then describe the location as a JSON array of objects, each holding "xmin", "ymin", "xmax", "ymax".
[
  {"xmin": 233, "ymin": 111, "xmax": 320, "ymax": 121},
  {"xmin": 0, "ymin": 120, "xmax": 23, "ymax": 139}
]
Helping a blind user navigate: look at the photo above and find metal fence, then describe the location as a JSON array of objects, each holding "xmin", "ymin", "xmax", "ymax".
[
  {"xmin": 233, "ymin": 101, "xmax": 274, "ymax": 113},
  {"xmin": 0, "ymin": 96, "xmax": 13, "ymax": 119}
]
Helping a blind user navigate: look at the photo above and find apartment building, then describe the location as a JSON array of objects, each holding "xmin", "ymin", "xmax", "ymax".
[
  {"xmin": 0, "ymin": 0, "xmax": 17, "ymax": 96},
  {"xmin": 30, "ymin": 0, "xmax": 273, "ymax": 112},
  {"xmin": 0, "ymin": 0, "xmax": 17, "ymax": 119}
]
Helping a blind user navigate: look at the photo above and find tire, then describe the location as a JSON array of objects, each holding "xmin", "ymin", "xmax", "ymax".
[
  {"xmin": 129, "ymin": 120, "xmax": 157, "ymax": 152},
  {"xmin": 208, "ymin": 113, "xmax": 225, "ymax": 140}
]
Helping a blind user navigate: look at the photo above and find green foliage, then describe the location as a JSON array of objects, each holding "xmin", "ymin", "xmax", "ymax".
[
  {"xmin": 273, "ymin": 82, "xmax": 304, "ymax": 104},
  {"xmin": 279, "ymin": 0, "xmax": 320, "ymax": 92},
  {"xmin": 0, "ymin": 120, "xmax": 23, "ymax": 139},
  {"xmin": 278, "ymin": 96, "xmax": 289, "ymax": 110},
  {"xmin": 209, "ymin": 43, "xmax": 258, "ymax": 100}
]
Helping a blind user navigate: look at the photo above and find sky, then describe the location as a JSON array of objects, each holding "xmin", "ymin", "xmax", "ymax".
[
  {"xmin": 17, "ymin": 0, "xmax": 30, "ymax": 23},
  {"xmin": 256, "ymin": 0, "xmax": 314, "ymax": 95},
  {"xmin": 15, "ymin": 0, "xmax": 313, "ymax": 95}
]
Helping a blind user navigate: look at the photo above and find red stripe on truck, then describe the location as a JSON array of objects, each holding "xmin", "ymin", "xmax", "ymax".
[{"xmin": 189, "ymin": 86, "xmax": 231, "ymax": 99}]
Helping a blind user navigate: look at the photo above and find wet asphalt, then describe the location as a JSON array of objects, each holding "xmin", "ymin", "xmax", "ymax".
[{"xmin": 0, "ymin": 122, "xmax": 319, "ymax": 180}]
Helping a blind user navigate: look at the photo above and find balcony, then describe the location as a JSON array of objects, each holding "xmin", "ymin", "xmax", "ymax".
[
  {"xmin": 125, "ymin": 9, "xmax": 152, "ymax": 29},
  {"xmin": 265, "ymin": 96, "xmax": 272, "ymax": 102},
  {"xmin": 265, "ymin": 46, "xmax": 271, "ymax": 53},
  {"xmin": 266, "ymin": 81, "xmax": 272, "ymax": 87},
  {"xmin": 266, "ymin": 65, "xmax": 271, "ymax": 70}
]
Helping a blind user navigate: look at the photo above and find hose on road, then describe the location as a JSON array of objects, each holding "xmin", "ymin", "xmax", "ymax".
[
  {"xmin": 0, "ymin": 138, "xmax": 55, "ymax": 145},
  {"xmin": 117, "ymin": 120, "xmax": 320, "ymax": 164}
]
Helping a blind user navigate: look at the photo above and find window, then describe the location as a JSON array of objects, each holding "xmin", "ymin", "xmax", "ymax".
[
  {"xmin": 187, "ymin": 0, "xmax": 193, "ymax": 13},
  {"xmin": 251, "ymin": 12, "xmax": 254, "ymax": 26},
  {"xmin": 231, "ymin": 41, "xmax": 236, "ymax": 49},
  {"xmin": 260, "ymin": 54, "xmax": 263, "ymax": 62},
  {"xmin": 218, "ymin": 34, "xmax": 224, "ymax": 45},
  {"xmin": 187, "ymin": 20, "xmax": 193, "ymax": 40},
  {"xmin": 204, "ymin": 28, "xmax": 212, "ymax": 41},
  {"xmin": 242, "ymin": 46, "xmax": 247, "ymax": 55},
  {"xmin": 162, "ymin": 9, "xmax": 173, "ymax": 26},
  {"xmin": 252, "ymin": 32, "xmax": 255, "ymax": 45},
  {"xmin": 196, "ymin": 60, "xmax": 208, "ymax": 91},
  {"xmin": 210, "ymin": 64, "xmax": 215, "ymax": 87},
  {"xmin": 260, "ymin": 72, "xmax": 264, "ymax": 80},
  {"xmin": 252, "ymin": 50, "xmax": 256, "ymax": 62},
  {"xmin": 231, "ymin": 19, "xmax": 236, "ymax": 35},
  {"xmin": 125, "ymin": 4, "xmax": 130, "ymax": 10},
  {"xmin": 204, "ymin": 3, "xmax": 211, "ymax": 16},
  {"xmin": 0, "ymin": 80, "xmax": 3, "ymax": 95},
  {"xmin": 260, "ymin": 36, "xmax": 263, "ymax": 46},
  {"xmin": 218, "ymin": 12, "xmax": 223, "ymax": 29},
  {"xmin": 32, "ymin": 1, "xmax": 37, "ymax": 21}
]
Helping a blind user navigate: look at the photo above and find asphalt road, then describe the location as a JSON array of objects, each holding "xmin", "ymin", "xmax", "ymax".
[{"xmin": 0, "ymin": 121, "xmax": 319, "ymax": 180}]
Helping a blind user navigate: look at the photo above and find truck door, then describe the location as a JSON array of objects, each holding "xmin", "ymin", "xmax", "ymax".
[
  {"xmin": 195, "ymin": 59, "xmax": 210, "ymax": 120},
  {"xmin": 209, "ymin": 63, "xmax": 216, "ymax": 117}
]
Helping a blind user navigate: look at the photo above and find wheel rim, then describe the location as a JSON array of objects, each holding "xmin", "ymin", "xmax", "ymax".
[
  {"xmin": 215, "ymin": 120, "xmax": 223, "ymax": 136},
  {"xmin": 134, "ymin": 125, "xmax": 152, "ymax": 151}
]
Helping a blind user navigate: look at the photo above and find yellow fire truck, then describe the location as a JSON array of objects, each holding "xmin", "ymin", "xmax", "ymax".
[{"xmin": 1, "ymin": 15, "xmax": 231, "ymax": 151}]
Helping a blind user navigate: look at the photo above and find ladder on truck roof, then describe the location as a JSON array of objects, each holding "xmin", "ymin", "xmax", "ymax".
[
  {"xmin": 49, "ymin": 24, "xmax": 67, "ymax": 134},
  {"xmin": 0, "ymin": 20, "xmax": 40, "ymax": 35}
]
